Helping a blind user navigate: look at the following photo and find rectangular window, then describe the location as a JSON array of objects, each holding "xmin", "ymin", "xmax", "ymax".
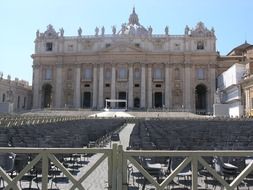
[
  {"xmin": 156, "ymin": 84, "xmax": 162, "ymax": 88},
  {"xmin": 197, "ymin": 41, "xmax": 204, "ymax": 50},
  {"xmin": 118, "ymin": 67, "xmax": 128, "ymax": 80},
  {"xmin": 84, "ymin": 84, "xmax": 90, "ymax": 87},
  {"xmin": 46, "ymin": 42, "xmax": 53, "ymax": 51},
  {"xmin": 134, "ymin": 68, "xmax": 140, "ymax": 80},
  {"xmin": 83, "ymin": 68, "xmax": 92, "ymax": 81},
  {"xmin": 196, "ymin": 68, "xmax": 205, "ymax": 80},
  {"xmin": 105, "ymin": 43, "xmax": 111, "ymax": 48},
  {"xmin": 134, "ymin": 84, "xmax": 139, "ymax": 87},
  {"xmin": 45, "ymin": 68, "xmax": 52, "ymax": 80},
  {"xmin": 105, "ymin": 83, "xmax": 110, "ymax": 87},
  {"xmin": 153, "ymin": 68, "xmax": 162, "ymax": 80},
  {"xmin": 251, "ymin": 98, "xmax": 253, "ymax": 108}
]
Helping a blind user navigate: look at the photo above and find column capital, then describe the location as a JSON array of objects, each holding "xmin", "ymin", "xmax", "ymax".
[
  {"xmin": 56, "ymin": 63, "xmax": 63, "ymax": 68},
  {"xmin": 148, "ymin": 63, "xmax": 153, "ymax": 68},
  {"xmin": 75, "ymin": 63, "xmax": 82, "ymax": 68},
  {"xmin": 32, "ymin": 63, "xmax": 41, "ymax": 69},
  {"xmin": 128, "ymin": 62, "xmax": 134, "ymax": 67}
]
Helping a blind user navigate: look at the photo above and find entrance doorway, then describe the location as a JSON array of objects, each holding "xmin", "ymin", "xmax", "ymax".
[
  {"xmin": 195, "ymin": 84, "xmax": 207, "ymax": 114},
  {"xmin": 83, "ymin": 92, "xmax": 91, "ymax": 108},
  {"xmin": 134, "ymin": 97, "xmax": 140, "ymax": 108},
  {"xmin": 118, "ymin": 92, "xmax": 127, "ymax": 108},
  {"xmin": 42, "ymin": 84, "xmax": 52, "ymax": 108},
  {"xmin": 154, "ymin": 92, "xmax": 163, "ymax": 108}
]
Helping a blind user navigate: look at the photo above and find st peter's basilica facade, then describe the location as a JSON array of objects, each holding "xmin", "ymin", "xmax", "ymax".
[{"xmin": 32, "ymin": 8, "xmax": 233, "ymax": 113}]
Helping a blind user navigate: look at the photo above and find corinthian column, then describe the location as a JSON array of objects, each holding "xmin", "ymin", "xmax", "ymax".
[
  {"xmin": 209, "ymin": 65, "xmax": 216, "ymax": 113},
  {"xmin": 111, "ymin": 64, "xmax": 116, "ymax": 108},
  {"xmin": 74, "ymin": 64, "xmax": 81, "ymax": 108},
  {"xmin": 184, "ymin": 64, "xmax": 191, "ymax": 111},
  {"xmin": 147, "ymin": 64, "xmax": 152, "ymax": 108},
  {"xmin": 55, "ymin": 63, "xmax": 62, "ymax": 108},
  {"xmin": 32, "ymin": 63, "xmax": 40, "ymax": 109},
  {"xmin": 140, "ymin": 63, "xmax": 146, "ymax": 108},
  {"xmin": 128, "ymin": 63, "xmax": 133, "ymax": 108},
  {"xmin": 98, "ymin": 63, "xmax": 104, "ymax": 108},
  {"xmin": 165, "ymin": 63, "xmax": 170, "ymax": 108},
  {"xmin": 92, "ymin": 64, "xmax": 98, "ymax": 108}
]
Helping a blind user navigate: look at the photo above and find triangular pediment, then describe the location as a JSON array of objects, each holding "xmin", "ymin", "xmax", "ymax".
[{"xmin": 99, "ymin": 43, "xmax": 146, "ymax": 54}]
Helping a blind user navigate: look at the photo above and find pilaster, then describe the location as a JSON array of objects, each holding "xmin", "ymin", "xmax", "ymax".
[
  {"xmin": 98, "ymin": 63, "xmax": 104, "ymax": 108},
  {"xmin": 165, "ymin": 63, "xmax": 170, "ymax": 108},
  {"xmin": 184, "ymin": 64, "xmax": 191, "ymax": 111},
  {"xmin": 92, "ymin": 63, "xmax": 98, "ymax": 108},
  {"xmin": 147, "ymin": 64, "xmax": 152, "ymax": 108},
  {"xmin": 128, "ymin": 63, "xmax": 133, "ymax": 108},
  {"xmin": 32, "ymin": 63, "xmax": 40, "ymax": 109},
  {"xmin": 74, "ymin": 64, "xmax": 81, "ymax": 108},
  {"xmin": 140, "ymin": 63, "xmax": 146, "ymax": 108},
  {"xmin": 55, "ymin": 63, "xmax": 62, "ymax": 108},
  {"xmin": 111, "ymin": 63, "xmax": 116, "ymax": 108}
]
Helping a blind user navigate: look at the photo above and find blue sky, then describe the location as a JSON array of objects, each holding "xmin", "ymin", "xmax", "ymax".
[{"xmin": 0, "ymin": 0, "xmax": 252, "ymax": 84}]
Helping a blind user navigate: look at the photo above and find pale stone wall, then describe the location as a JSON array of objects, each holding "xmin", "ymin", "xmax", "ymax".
[{"xmin": 0, "ymin": 77, "xmax": 32, "ymax": 112}]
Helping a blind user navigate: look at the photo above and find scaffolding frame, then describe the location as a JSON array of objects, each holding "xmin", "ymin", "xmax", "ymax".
[{"xmin": 105, "ymin": 99, "xmax": 127, "ymax": 111}]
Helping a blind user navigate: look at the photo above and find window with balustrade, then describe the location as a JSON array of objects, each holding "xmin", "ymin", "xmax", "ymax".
[
  {"xmin": 44, "ymin": 67, "xmax": 52, "ymax": 80},
  {"xmin": 118, "ymin": 67, "xmax": 127, "ymax": 80},
  {"xmin": 153, "ymin": 68, "xmax": 162, "ymax": 80},
  {"xmin": 82, "ymin": 68, "xmax": 92, "ymax": 81},
  {"xmin": 196, "ymin": 68, "xmax": 205, "ymax": 80}
]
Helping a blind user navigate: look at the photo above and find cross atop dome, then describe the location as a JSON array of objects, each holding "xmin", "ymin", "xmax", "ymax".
[{"xmin": 128, "ymin": 7, "xmax": 140, "ymax": 25}]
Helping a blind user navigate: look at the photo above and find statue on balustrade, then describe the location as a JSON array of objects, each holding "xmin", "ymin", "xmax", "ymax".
[
  {"xmin": 95, "ymin": 27, "xmax": 99, "ymax": 36},
  {"xmin": 78, "ymin": 27, "xmax": 82, "ymax": 36},
  {"xmin": 165, "ymin": 26, "xmax": 169, "ymax": 35}
]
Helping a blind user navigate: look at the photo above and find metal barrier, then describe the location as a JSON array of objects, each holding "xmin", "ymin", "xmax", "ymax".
[{"xmin": 1, "ymin": 146, "xmax": 253, "ymax": 190}]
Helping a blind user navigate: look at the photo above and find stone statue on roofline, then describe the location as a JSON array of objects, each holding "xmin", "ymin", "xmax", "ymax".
[
  {"xmin": 121, "ymin": 23, "xmax": 127, "ymax": 33},
  {"xmin": 211, "ymin": 27, "xmax": 215, "ymax": 36},
  {"xmin": 95, "ymin": 27, "xmax": 99, "ymax": 36},
  {"xmin": 112, "ymin": 25, "xmax": 116, "ymax": 35},
  {"xmin": 148, "ymin": 26, "xmax": 153, "ymax": 35},
  {"xmin": 101, "ymin": 26, "xmax": 105, "ymax": 36},
  {"xmin": 185, "ymin": 25, "xmax": 190, "ymax": 35},
  {"xmin": 36, "ymin": 30, "xmax": 40, "ymax": 38},
  {"xmin": 78, "ymin": 27, "xmax": 82, "ymax": 36},
  {"xmin": 59, "ymin": 28, "xmax": 64, "ymax": 37},
  {"xmin": 165, "ymin": 26, "xmax": 169, "ymax": 35}
]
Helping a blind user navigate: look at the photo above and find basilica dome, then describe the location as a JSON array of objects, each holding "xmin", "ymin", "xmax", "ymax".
[{"xmin": 118, "ymin": 8, "xmax": 149, "ymax": 36}]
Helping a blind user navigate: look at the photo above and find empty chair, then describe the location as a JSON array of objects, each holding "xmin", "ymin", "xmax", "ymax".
[
  {"xmin": 0, "ymin": 152, "xmax": 16, "ymax": 188},
  {"xmin": 213, "ymin": 156, "xmax": 238, "ymax": 178}
]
